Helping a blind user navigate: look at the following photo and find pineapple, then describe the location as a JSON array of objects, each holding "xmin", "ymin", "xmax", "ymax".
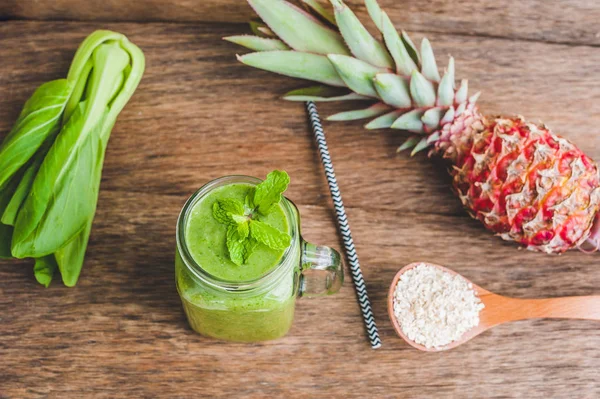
[{"xmin": 225, "ymin": 0, "xmax": 600, "ymax": 254}]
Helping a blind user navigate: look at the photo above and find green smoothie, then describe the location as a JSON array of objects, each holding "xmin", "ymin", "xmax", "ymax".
[
  {"xmin": 176, "ymin": 181, "xmax": 300, "ymax": 341},
  {"xmin": 186, "ymin": 183, "xmax": 288, "ymax": 281}
]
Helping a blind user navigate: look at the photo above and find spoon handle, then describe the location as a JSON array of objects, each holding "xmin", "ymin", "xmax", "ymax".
[{"xmin": 494, "ymin": 295, "xmax": 600, "ymax": 322}]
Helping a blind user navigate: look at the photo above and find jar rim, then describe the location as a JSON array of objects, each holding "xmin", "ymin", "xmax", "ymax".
[{"xmin": 176, "ymin": 175, "xmax": 298, "ymax": 292}]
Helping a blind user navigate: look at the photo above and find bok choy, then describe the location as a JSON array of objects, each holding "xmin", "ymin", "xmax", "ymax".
[{"xmin": 0, "ymin": 30, "xmax": 145, "ymax": 286}]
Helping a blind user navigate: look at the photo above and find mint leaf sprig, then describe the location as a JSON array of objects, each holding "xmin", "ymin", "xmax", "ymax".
[{"xmin": 212, "ymin": 170, "xmax": 291, "ymax": 266}]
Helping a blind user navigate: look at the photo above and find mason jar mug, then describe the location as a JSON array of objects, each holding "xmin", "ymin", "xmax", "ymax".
[{"xmin": 175, "ymin": 176, "xmax": 344, "ymax": 342}]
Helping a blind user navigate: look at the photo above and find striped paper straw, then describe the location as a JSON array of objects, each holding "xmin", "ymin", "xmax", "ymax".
[{"xmin": 305, "ymin": 101, "xmax": 382, "ymax": 349}]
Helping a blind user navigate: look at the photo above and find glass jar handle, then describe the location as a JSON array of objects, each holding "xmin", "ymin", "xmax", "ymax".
[{"xmin": 298, "ymin": 240, "xmax": 344, "ymax": 297}]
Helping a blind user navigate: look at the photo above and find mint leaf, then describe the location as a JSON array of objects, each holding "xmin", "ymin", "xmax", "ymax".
[
  {"xmin": 244, "ymin": 238, "xmax": 258, "ymax": 258},
  {"xmin": 237, "ymin": 220, "xmax": 249, "ymax": 240},
  {"xmin": 213, "ymin": 199, "xmax": 244, "ymax": 225},
  {"xmin": 232, "ymin": 214, "xmax": 248, "ymax": 224},
  {"xmin": 244, "ymin": 188, "xmax": 255, "ymax": 212},
  {"xmin": 252, "ymin": 170, "xmax": 290, "ymax": 215},
  {"xmin": 214, "ymin": 171, "xmax": 292, "ymax": 265},
  {"xmin": 226, "ymin": 226, "xmax": 246, "ymax": 266},
  {"xmin": 250, "ymin": 220, "xmax": 291, "ymax": 250}
]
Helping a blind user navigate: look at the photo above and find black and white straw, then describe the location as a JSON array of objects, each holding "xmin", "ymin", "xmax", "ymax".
[{"xmin": 305, "ymin": 101, "xmax": 382, "ymax": 349}]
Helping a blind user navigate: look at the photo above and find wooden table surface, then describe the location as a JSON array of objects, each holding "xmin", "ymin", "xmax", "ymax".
[{"xmin": 1, "ymin": 1, "xmax": 599, "ymax": 397}]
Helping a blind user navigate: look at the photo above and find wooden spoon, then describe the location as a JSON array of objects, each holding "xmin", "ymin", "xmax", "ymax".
[{"xmin": 387, "ymin": 262, "xmax": 600, "ymax": 352}]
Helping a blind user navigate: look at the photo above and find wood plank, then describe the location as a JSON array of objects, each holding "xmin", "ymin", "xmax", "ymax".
[
  {"xmin": 2, "ymin": 0, "xmax": 600, "ymax": 46},
  {"xmin": 1, "ymin": 20, "xmax": 599, "ymax": 398},
  {"xmin": 3, "ymin": 21, "xmax": 599, "ymax": 213}
]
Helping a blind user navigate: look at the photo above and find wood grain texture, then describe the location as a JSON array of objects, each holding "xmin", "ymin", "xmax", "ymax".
[
  {"xmin": 0, "ymin": 18, "xmax": 600, "ymax": 398},
  {"xmin": 2, "ymin": 0, "xmax": 600, "ymax": 46}
]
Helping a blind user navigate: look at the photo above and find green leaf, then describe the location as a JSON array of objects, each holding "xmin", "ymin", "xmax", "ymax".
[
  {"xmin": 283, "ymin": 86, "xmax": 369, "ymax": 102},
  {"xmin": 0, "ymin": 30, "xmax": 145, "ymax": 287},
  {"xmin": 252, "ymin": 170, "xmax": 290, "ymax": 215},
  {"xmin": 455, "ymin": 79, "xmax": 469, "ymax": 104},
  {"xmin": 401, "ymin": 31, "xmax": 421, "ymax": 66},
  {"xmin": 441, "ymin": 107, "xmax": 455, "ymax": 124},
  {"xmin": 365, "ymin": 0, "xmax": 384, "ymax": 32},
  {"xmin": 248, "ymin": 0, "xmax": 349, "ymax": 56},
  {"xmin": 12, "ymin": 104, "xmax": 108, "ymax": 258},
  {"xmin": 1, "ymin": 164, "xmax": 37, "ymax": 226},
  {"xmin": 437, "ymin": 57, "xmax": 455, "ymax": 106},
  {"xmin": 239, "ymin": 51, "xmax": 346, "ymax": 87},
  {"xmin": 19, "ymin": 40, "xmax": 133, "ymax": 256},
  {"xmin": 422, "ymin": 107, "xmax": 444, "ymax": 131},
  {"xmin": 396, "ymin": 136, "xmax": 420, "ymax": 153},
  {"xmin": 373, "ymin": 73, "xmax": 412, "ymax": 108},
  {"xmin": 427, "ymin": 131, "xmax": 440, "ymax": 144},
  {"xmin": 301, "ymin": 0, "xmax": 337, "ymax": 25},
  {"xmin": 213, "ymin": 199, "xmax": 245, "ymax": 224},
  {"xmin": 82, "ymin": 42, "xmax": 131, "ymax": 135},
  {"xmin": 420, "ymin": 38, "xmax": 440, "ymax": 82},
  {"xmin": 55, "ymin": 221, "xmax": 92, "ymax": 287},
  {"xmin": 0, "ymin": 223, "xmax": 13, "ymax": 259},
  {"xmin": 232, "ymin": 214, "xmax": 248, "ymax": 224},
  {"xmin": 1, "ymin": 139, "xmax": 52, "ymax": 226},
  {"xmin": 249, "ymin": 20, "xmax": 271, "ymax": 38},
  {"xmin": 0, "ymin": 79, "xmax": 71, "ymax": 189},
  {"xmin": 410, "ymin": 70, "xmax": 436, "ymax": 107},
  {"xmin": 244, "ymin": 238, "xmax": 259, "ymax": 260},
  {"xmin": 227, "ymin": 225, "xmax": 247, "ymax": 266},
  {"xmin": 327, "ymin": 103, "xmax": 390, "ymax": 121},
  {"xmin": 34, "ymin": 255, "xmax": 58, "ymax": 288},
  {"xmin": 245, "ymin": 189, "xmax": 256, "ymax": 212},
  {"xmin": 213, "ymin": 203, "xmax": 231, "ymax": 224},
  {"xmin": 327, "ymin": 54, "xmax": 384, "ymax": 98},
  {"xmin": 224, "ymin": 35, "xmax": 290, "ymax": 51},
  {"xmin": 411, "ymin": 137, "xmax": 430, "ymax": 156},
  {"xmin": 381, "ymin": 12, "xmax": 418, "ymax": 76},
  {"xmin": 63, "ymin": 60, "xmax": 93, "ymax": 123},
  {"xmin": 221, "ymin": 199, "xmax": 244, "ymax": 215},
  {"xmin": 330, "ymin": 0, "xmax": 393, "ymax": 69},
  {"xmin": 0, "ymin": 164, "xmax": 28, "ymax": 233},
  {"xmin": 237, "ymin": 220, "xmax": 250, "ymax": 240},
  {"xmin": 365, "ymin": 110, "xmax": 405, "ymax": 130},
  {"xmin": 66, "ymin": 30, "xmax": 126, "ymax": 84},
  {"xmin": 0, "ymin": 170, "xmax": 24, "ymax": 211},
  {"xmin": 250, "ymin": 220, "xmax": 292, "ymax": 250},
  {"xmin": 257, "ymin": 26, "xmax": 276, "ymax": 37},
  {"xmin": 0, "ymin": 170, "xmax": 26, "ymax": 258},
  {"xmin": 391, "ymin": 109, "xmax": 425, "ymax": 132},
  {"xmin": 105, "ymin": 39, "xmax": 145, "ymax": 125}
]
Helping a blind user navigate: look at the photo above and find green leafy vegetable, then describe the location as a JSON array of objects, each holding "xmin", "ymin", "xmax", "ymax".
[
  {"xmin": 213, "ymin": 199, "xmax": 245, "ymax": 225},
  {"xmin": 0, "ymin": 30, "xmax": 145, "ymax": 286},
  {"xmin": 0, "ymin": 224, "xmax": 13, "ymax": 259},
  {"xmin": 0, "ymin": 80, "xmax": 71, "ymax": 189},
  {"xmin": 0, "ymin": 169, "xmax": 28, "ymax": 252},
  {"xmin": 251, "ymin": 170, "xmax": 290, "ymax": 214},
  {"xmin": 55, "ymin": 108, "xmax": 108, "ymax": 287},
  {"xmin": 212, "ymin": 170, "xmax": 292, "ymax": 266},
  {"xmin": 226, "ymin": 226, "xmax": 249, "ymax": 266},
  {"xmin": 237, "ymin": 219, "xmax": 250, "ymax": 239},
  {"xmin": 1, "ymin": 150, "xmax": 47, "ymax": 226},
  {"xmin": 33, "ymin": 255, "xmax": 58, "ymax": 288},
  {"xmin": 11, "ymin": 104, "xmax": 107, "ymax": 258},
  {"xmin": 55, "ymin": 221, "xmax": 92, "ymax": 287},
  {"xmin": 249, "ymin": 220, "xmax": 291, "ymax": 250}
]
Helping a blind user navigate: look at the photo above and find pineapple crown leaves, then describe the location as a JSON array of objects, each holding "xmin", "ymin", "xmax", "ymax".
[{"xmin": 224, "ymin": 0, "xmax": 482, "ymax": 155}]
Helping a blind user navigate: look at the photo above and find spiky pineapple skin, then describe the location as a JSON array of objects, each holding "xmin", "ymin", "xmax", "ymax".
[{"xmin": 436, "ymin": 107, "xmax": 600, "ymax": 253}]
